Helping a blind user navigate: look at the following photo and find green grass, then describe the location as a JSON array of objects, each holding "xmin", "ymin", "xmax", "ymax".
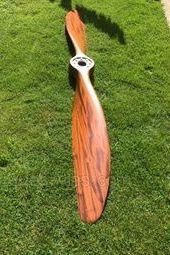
[{"xmin": 0, "ymin": 0, "xmax": 170, "ymax": 254}]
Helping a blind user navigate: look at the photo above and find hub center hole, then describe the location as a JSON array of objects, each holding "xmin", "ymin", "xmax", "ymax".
[{"xmin": 78, "ymin": 60, "xmax": 87, "ymax": 67}]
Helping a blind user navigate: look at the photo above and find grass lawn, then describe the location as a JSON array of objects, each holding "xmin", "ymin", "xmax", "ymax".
[{"xmin": 0, "ymin": 0, "xmax": 170, "ymax": 254}]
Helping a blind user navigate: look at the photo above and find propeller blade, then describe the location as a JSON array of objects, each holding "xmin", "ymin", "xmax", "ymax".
[
  {"xmin": 66, "ymin": 10, "xmax": 87, "ymax": 54},
  {"xmin": 66, "ymin": 10, "xmax": 111, "ymax": 223}
]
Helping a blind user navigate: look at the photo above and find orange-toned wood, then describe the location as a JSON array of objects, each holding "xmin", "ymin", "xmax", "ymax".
[
  {"xmin": 65, "ymin": 10, "xmax": 87, "ymax": 53},
  {"xmin": 66, "ymin": 10, "xmax": 110, "ymax": 223},
  {"xmin": 72, "ymin": 73, "xmax": 110, "ymax": 223}
]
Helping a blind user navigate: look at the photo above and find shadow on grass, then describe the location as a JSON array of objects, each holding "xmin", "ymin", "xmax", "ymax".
[
  {"xmin": 60, "ymin": 0, "xmax": 72, "ymax": 10},
  {"xmin": 65, "ymin": 29, "xmax": 76, "ymax": 91},
  {"xmin": 49, "ymin": 0, "xmax": 125, "ymax": 89},
  {"xmin": 50, "ymin": 0, "xmax": 126, "ymax": 44},
  {"xmin": 76, "ymin": 5, "xmax": 125, "ymax": 44}
]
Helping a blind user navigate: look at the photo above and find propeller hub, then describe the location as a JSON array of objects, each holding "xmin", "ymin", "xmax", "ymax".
[{"xmin": 70, "ymin": 55, "xmax": 95, "ymax": 73}]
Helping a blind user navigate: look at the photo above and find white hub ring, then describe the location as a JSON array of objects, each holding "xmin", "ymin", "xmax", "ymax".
[{"xmin": 70, "ymin": 55, "xmax": 95, "ymax": 73}]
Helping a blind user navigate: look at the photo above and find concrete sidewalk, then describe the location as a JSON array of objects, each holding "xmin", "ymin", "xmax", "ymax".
[{"xmin": 162, "ymin": 0, "xmax": 170, "ymax": 26}]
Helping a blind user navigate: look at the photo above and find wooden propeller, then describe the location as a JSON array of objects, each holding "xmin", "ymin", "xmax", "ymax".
[{"xmin": 66, "ymin": 10, "xmax": 111, "ymax": 223}]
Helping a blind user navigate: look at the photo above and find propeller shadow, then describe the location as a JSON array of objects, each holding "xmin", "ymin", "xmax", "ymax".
[
  {"xmin": 50, "ymin": 0, "xmax": 126, "ymax": 44},
  {"xmin": 49, "ymin": 0, "xmax": 126, "ymax": 89},
  {"xmin": 60, "ymin": 0, "xmax": 72, "ymax": 10},
  {"xmin": 65, "ymin": 29, "xmax": 76, "ymax": 91},
  {"xmin": 76, "ymin": 5, "xmax": 126, "ymax": 44}
]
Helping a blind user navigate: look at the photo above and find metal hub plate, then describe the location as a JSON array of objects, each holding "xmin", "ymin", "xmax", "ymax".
[{"xmin": 70, "ymin": 55, "xmax": 95, "ymax": 72}]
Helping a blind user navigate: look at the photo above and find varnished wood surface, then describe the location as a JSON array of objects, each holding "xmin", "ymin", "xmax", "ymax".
[
  {"xmin": 66, "ymin": 10, "xmax": 110, "ymax": 223},
  {"xmin": 66, "ymin": 10, "xmax": 87, "ymax": 53},
  {"xmin": 72, "ymin": 74, "xmax": 110, "ymax": 223}
]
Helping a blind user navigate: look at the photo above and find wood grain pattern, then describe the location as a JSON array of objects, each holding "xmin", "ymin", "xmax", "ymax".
[
  {"xmin": 66, "ymin": 10, "xmax": 110, "ymax": 223},
  {"xmin": 72, "ymin": 73, "xmax": 110, "ymax": 223}
]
